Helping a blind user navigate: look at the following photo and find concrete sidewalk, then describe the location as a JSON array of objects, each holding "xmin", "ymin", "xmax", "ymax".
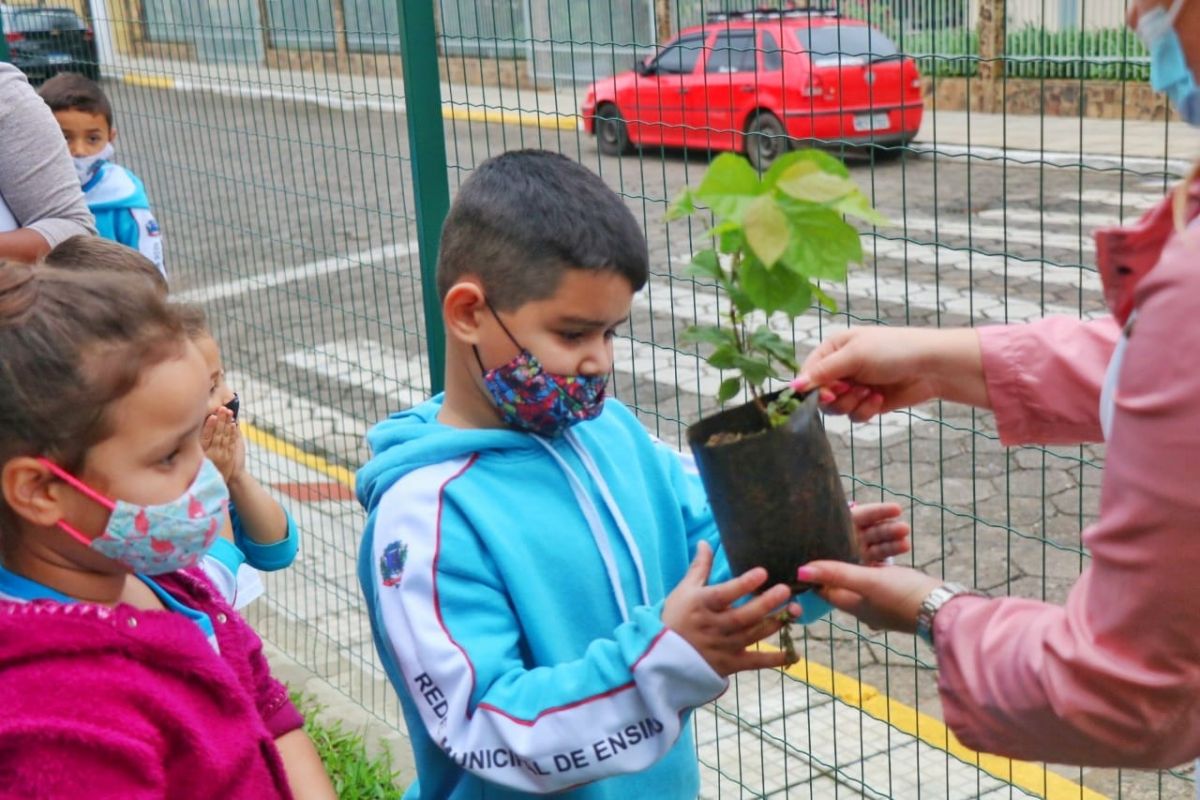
[
  {"xmin": 105, "ymin": 52, "xmax": 1200, "ymax": 170},
  {"xmin": 239, "ymin": 422, "xmax": 1093, "ymax": 800}
]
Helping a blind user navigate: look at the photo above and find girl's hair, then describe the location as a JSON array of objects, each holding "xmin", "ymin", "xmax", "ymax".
[
  {"xmin": 43, "ymin": 235, "xmax": 168, "ymax": 296},
  {"xmin": 0, "ymin": 262, "xmax": 186, "ymax": 477},
  {"xmin": 173, "ymin": 302, "xmax": 210, "ymax": 339}
]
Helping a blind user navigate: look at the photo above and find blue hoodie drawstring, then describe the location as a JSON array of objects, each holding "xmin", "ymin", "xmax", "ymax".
[{"xmin": 533, "ymin": 434, "xmax": 650, "ymax": 622}]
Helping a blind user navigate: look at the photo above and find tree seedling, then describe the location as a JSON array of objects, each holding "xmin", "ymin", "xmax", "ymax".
[
  {"xmin": 666, "ymin": 150, "xmax": 885, "ymax": 430},
  {"xmin": 668, "ymin": 151, "xmax": 884, "ymax": 662}
]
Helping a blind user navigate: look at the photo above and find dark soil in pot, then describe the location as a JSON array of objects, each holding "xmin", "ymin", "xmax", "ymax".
[{"xmin": 687, "ymin": 389, "xmax": 859, "ymax": 594}]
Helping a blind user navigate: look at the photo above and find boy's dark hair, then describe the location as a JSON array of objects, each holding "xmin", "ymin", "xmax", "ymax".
[
  {"xmin": 38, "ymin": 72, "xmax": 113, "ymax": 128},
  {"xmin": 44, "ymin": 236, "xmax": 167, "ymax": 295},
  {"xmin": 436, "ymin": 150, "xmax": 648, "ymax": 310}
]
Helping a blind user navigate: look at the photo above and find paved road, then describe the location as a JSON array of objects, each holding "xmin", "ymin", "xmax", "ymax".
[{"xmin": 107, "ymin": 81, "xmax": 1191, "ymax": 798}]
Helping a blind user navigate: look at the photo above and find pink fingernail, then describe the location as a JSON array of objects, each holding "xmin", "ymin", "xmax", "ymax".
[
  {"xmin": 831, "ymin": 380, "xmax": 850, "ymax": 393},
  {"xmin": 818, "ymin": 389, "xmax": 836, "ymax": 404},
  {"xmin": 791, "ymin": 375, "xmax": 810, "ymax": 390},
  {"xmin": 796, "ymin": 566, "xmax": 815, "ymax": 581}
]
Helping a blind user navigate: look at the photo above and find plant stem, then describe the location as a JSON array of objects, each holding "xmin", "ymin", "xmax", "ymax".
[
  {"xmin": 727, "ymin": 251, "xmax": 763, "ymax": 411},
  {"xmin": 776, "ymin": 610, "xmax": 797, "ymax": 664}
]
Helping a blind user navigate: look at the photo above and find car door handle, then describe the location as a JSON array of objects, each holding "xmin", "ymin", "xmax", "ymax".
[{"xmin": 739, "ymin": 86, "xmax": 755, "ymax": 93}]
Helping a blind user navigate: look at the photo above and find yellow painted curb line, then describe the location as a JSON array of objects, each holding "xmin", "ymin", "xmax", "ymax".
[
  {"xmin": 242, "ymin": 421, "xmax": 357, "ymax": 491},
  {"xmin": 120, "ymin": 72, "xmax": 176, "ymax": 90},
  {"xmin": 776, "ymin": 651, "xmax": 1106, "ymax": 800},
  {"xmin": 246, "ymin": 420, "xmax": 1101, "ymax": 799},
  {"xmin": 443, "ymin": 105, "xmax": 578, "ymax": 131}
]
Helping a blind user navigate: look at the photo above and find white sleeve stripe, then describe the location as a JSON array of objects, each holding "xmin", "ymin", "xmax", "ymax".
[{"xmin": 371, "ymin": 455, "xmax": 726, "ymax": 792}]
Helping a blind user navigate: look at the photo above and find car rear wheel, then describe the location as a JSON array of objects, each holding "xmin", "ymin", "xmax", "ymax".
[
  {"xmin": 595, "ymin": 103, "xmax": 631, "ymax": 156},
  {"xmin": 744, "ymin": 112, "xmax": 788, "ymax": 170}
]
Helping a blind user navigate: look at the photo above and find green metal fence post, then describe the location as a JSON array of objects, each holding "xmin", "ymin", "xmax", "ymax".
[
  {"xmin": 397, "ymin": 0, "xmax": 448, "ymax": 395},
  {"xmin": 0, "ymin": 10, "xmax": 9, "ymax": 63}
]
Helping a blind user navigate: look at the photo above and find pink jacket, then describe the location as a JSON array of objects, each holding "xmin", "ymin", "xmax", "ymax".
[
  {"xmin": 934, "ymin": 183, "xmax": 1200, "ymax": 768},
  {"xmin": 0, "ymin": 569, "xmax": 302, "ymax": 797}
]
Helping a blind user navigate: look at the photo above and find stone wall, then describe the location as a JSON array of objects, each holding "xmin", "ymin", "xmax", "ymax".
[{"xmin": 923, "ymin": 76, "xmax": 1177, "ymax": 122}]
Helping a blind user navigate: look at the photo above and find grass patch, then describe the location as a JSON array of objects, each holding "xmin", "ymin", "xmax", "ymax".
[{"xmin": 292, "ymin": 691, "xmax": 404, "ymax": 799}]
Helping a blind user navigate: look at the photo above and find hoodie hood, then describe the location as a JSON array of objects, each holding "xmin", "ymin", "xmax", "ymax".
[
  {"xmin": 83, "ymin": 162, "xmax": 151, "ymax": 211},
  {"xmin": 356, "ymin": 394, "xmax": 541, "ymax": 513}
]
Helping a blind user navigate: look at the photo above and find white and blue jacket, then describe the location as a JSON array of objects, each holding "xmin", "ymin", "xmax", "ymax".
[
  {"xmin": 357, "ymin": 396, "xmax": 831, "ymax": 799},
  {"xmin": 83, "ymin": 162, "xmax": 164, "ymax": 278}
]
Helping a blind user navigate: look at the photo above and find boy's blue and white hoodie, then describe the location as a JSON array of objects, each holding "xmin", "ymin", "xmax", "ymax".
[
  {"xmin": 357, "ymin": 396, "xmax": 732, "ymax": 799},
  {"xmin": 83, "ymin": 161, "xmax": 165, "ymax": 277}
]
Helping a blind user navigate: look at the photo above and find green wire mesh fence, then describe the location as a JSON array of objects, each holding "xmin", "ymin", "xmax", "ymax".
[{"xmin": 4, "ymin": 0, "xmax": 1195, "ymax": 796}]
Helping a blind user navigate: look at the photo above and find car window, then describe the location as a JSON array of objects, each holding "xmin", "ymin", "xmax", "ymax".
[
  {"xmin": 794, "ymin": 24, "xmax": 899, "ymax": 66},
  {"xmin": 706, "ymin": 30, "xmax": 758, "ymax": 74},
  {"xmin": 761, "ymin": 31, "xmax": 782, "ymax": 72},
  {"xmin": 653, "ymin": 33, "xmax": 706, "ymax": 75},
  {"xmin": 10, "ymin": 10, "xmax": 85, "ymax": 32}
]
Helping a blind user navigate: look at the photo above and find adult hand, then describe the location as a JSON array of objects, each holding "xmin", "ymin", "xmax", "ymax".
[
  {"xmin": 792, "ymin": 327, "xmax": 988, "ymax": 422},
  {"xmin": 795, "ymin": 561, "xmax": 942, "ymax": 634},
  {"xmin": 850, "ymin": 501, "xmax": 911, "ymax": 563},
  {"xmin": 663, "ymin": 541, "xmax": 802, "ymax": 676}
]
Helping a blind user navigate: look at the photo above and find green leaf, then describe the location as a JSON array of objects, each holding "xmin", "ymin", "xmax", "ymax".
[
  {"xmin": 727, "ymin": 284, "xmax": 755, "ymax": 315},
  {"xmin": 834, "ymin": 191, "xmax": 890, "ymax": 226},
  {"xmin": 811, "ymin": 283, "xmax": 839, "ymax": 312},
  {"xmin": 777, "ymin": 169, "xmax": 858, "ymax": 204},
  {"xmin": 680, "ymin": 324, "xmax": 735, "ymax": 349},
  {"xmin": 776, "ymin": 201, "xmax": 863, "ymax": 281},
  {"xmin": 685, "ymin": 249, "xmax": 724, "ymax": 281},
  {"xmin": 665, "ymin": 188, "xmax": 696, "ymax": 221},
  {"xmin": 742, "ymin": 195, "xmax": 789, "ymax": 268},
  {"xmin": 740, "ymin": 256, "xmax": 813, "ymax": 317},
  {"xmin": 733, "ymin": 354, "xmax": 777, "ymax": 386},
  {"xmin": 717, "ymin": 225, "xmax": 745, "ymax": 255},
  {"xmin": 749, "ymin": 326, "xmax": 798, "ymax": 370},
  {"xmin": 717, "ymin": 376, "xmax": 741, "ymax": 404},
  {"xmin": 707, "ymin": 344, "xmax": 738, "ymax": 370},
  {"xmin": 694, "ymin": 153, "xmax": 764, "ymax": 221},
  {"xmin": 761, "ymin": 150, "xmax": 821, "ymax": 189}
]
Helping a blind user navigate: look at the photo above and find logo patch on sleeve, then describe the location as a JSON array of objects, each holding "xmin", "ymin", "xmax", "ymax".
[{"xmin": 380, "ymin": 540, "xmax": 409, "ymax": 587}]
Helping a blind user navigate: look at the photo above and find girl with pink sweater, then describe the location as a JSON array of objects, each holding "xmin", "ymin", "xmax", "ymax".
[
  {"xmin": 791, "ymin": 0, "xmax": 1200, "ymax": 771},
  {"xmin": 0, "ymin": 263, "xmax": 336, "ymax": 798}
]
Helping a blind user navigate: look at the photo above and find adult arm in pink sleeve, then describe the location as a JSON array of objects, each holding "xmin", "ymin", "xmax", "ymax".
[
  {"xmin": 934, "ymin": 241, "xmax": 1200, "ymax": 767},
  {"xmin": 977, "ymin": 315, "xmax": 1119, "ymax": 447}
]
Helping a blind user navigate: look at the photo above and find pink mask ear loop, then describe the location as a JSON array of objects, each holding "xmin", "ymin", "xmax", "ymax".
[{"xmin": 36, "ymin": 458, "xmax": 116, "ymax": 547}]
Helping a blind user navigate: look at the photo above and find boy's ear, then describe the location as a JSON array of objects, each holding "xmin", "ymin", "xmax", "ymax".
[
  {"xmin": 1, "ymin": 457, "xmax": 70, "ymax": 528},
  {"xmin": 108, "ymin": 125, "xmax": 118, "ymax": 144},
  {"xmin": 442, "ymin": 280, "xmax": 489, "ymax": 345}
]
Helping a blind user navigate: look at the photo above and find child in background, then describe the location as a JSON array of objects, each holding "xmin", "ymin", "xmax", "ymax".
[
  {"xmin": 357, "ymin": 150, "xmax": 911, "ymax": 800},
  {"xmin": 0, "ymin": 263, "xmax": 334, "ymax": 798},
  {"xmin": 41, "ymin": 237, "xmax": 298, "ymax": 609},
  {"xmin": 38, "ymin": 72, "xmax": 165, "ymax": 278},
  {"xmin": 44, "ymin": 234, "xmax": 167, "ymax": 294},
  {"xmin": 178, "ymin": 304, "xmax": 300, "ymax": 609}
]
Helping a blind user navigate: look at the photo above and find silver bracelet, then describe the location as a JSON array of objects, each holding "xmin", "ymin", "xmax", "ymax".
[{"xmin": 915, "ymin": 582, "xmax": 986, "ymax": 646}]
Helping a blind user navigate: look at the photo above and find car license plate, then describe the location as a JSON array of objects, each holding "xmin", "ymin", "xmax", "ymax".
[
  {"xmin": 47, "ymin": 53, "xmax": 72, "ymax": 64},
  {"xmin": 853, "ymin": 112, "xmax": 890, "ymax": 132}
]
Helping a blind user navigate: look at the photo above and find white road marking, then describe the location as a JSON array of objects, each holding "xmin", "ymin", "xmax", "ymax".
[
  {"xmin": 282, "ymin": 340, "xmax": 430, "ymax": 409},
  {"xmin": 175, "ymin": 241, "xmax": 419, "ymax": 304}
]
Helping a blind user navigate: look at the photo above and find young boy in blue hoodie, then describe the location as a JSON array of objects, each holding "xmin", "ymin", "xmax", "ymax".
[
  {"xmin": 358, "ymin": 150, "xmax": 911, "ymax": 800},
  {"xmin": 39, "ymin": 72, "xmax": 164, "ymax": 279}
]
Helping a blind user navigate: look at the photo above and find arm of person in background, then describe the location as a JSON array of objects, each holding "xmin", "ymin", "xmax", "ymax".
[
  {"xmin": 799, "ymin": 308, "xmax": 1200, "ymax": 767},
  {"xmin": 0, "ymin": 65, "xmax": 95, "ymax": 262}
]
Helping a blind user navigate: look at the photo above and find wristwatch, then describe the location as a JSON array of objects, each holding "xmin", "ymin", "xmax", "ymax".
[{"xmin": 915, "ymin": 582, "xmax": 986, "ymax": 646}]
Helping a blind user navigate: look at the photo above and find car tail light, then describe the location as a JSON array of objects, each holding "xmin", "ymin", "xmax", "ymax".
[
  {"xmin": 84, "ymin": 28, "xmax": 94, "ymax": 42},
  {"xmin": 800, "ymin": 73, "xmax": 824, "ymax": 98},
  {"xmin": 5, "ymin": 32, "xmax": 23, "ymax": 44}
]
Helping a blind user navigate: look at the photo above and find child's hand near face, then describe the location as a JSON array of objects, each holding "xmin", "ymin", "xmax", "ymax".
[
  {"xmin": 851, "ymin": 502, "xmax": 911, "ymax": 564},
  {"xmin": 201, "ymin": 406, "xmax": 245, "ymax": 485},
  {"xmin": 661, "ymin": 541, "xmax": 802, "ymax": 677}
]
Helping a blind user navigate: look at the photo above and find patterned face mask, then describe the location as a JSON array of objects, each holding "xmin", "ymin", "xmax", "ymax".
[
  {"xmin": 39, "ymin": 457, "xmax": 228, "ymax": 575},
  {"xmin": 475, "ymin": 303, "xmax": 608, "ymax": 438},
  {"xmin": 72, "ymin": 142, "xmax": 114, "ymax": 186},
  {"xmin": 223, "ymin": 392, "xmax": 240, "ymax": 422}
]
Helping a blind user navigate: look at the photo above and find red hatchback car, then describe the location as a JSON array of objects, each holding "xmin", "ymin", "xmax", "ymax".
[{"xmin": 581, "ymin": 8, "xmax": 924, "ymax": 168}]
